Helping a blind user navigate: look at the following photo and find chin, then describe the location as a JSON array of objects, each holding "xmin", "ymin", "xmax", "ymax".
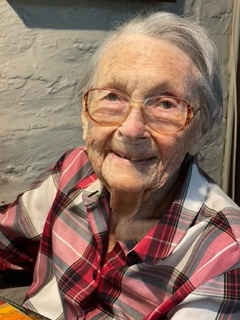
[
  {"xmin": 100, "ymin": 156, "xmax": 159, "ymax": 193},
  {"xmin": 102, "ymin": 173, "xmax": 149, "ymax": 193}
]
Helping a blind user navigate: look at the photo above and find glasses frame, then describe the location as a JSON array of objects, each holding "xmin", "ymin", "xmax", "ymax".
[{"xmin": 83, "ymin": 88, "xmax": 195, "ymax": 135}]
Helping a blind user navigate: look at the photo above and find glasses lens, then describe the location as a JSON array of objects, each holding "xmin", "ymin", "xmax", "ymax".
[
  {"xmin": 143, "ymin": 96, "xmax": 188, "ymax": 133},
  {"xmin": 86, "ymin": 89, "xmax": 129, "ymax": 125},
  {"xmin": 85, "ymin": 89, "xmax": 190, "ymax": 134}
]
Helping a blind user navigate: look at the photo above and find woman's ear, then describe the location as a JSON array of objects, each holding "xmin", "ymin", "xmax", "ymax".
[
  {"xmin": 188, "ymin": 132, "xmax": 208, "ymax": 155},
  {"xmin": 187, "ymin": 118, "xmax": 209, "ymax": 156}
]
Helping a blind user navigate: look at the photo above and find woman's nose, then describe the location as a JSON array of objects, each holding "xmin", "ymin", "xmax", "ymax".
[{"xmin": 119, "ymin": 107, "xmax": 149, "ymax": 140}]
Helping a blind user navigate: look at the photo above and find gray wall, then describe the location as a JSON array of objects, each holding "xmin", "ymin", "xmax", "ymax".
[{"xmin": 0, "ymin": 0, "xmax": 233, "ymax": 202}]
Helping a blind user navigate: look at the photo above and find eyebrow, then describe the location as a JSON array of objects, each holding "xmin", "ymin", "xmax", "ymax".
[
  {"xmin": 147, "ymin": 81, "xmax": 182, "ymax": 95},
  {"xmin": 97, "ymin": 78, "xmax": 186, "ymax": 99}
]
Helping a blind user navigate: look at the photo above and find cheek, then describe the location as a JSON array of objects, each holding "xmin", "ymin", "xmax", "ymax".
[
  {"xmin": 154, "ymin": 135, "xmax": 189, "ymax": 183},
  {"xmin": 86, "ymin": 134, "xmax": 105, "ymax": 177},
  {"xmin": 156, "ymin": 135, "xmax": 187, "ymax": 163},
  {"xmin": 85, "ymin": 128, "xmax": 105, "ymax": 160},
  {"xmin": 84, "ymin": 125, "xmax": 116, "ymax": 172},
  {"xmin": 86, "ymin": 125, "xmax": 113, "ymax": 150}
]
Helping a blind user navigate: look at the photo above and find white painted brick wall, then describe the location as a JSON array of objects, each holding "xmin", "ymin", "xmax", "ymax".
[
  {"xmin": 0, "ymin": 0, "xmax": 233, "ymax": 202},
  {"xmin": 184, "ymin": 0, "xmax": 233, "ymax": 189}
]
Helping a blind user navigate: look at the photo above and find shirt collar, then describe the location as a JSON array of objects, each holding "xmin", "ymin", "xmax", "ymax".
[{"xmin": 80, "ymin": 157, "xmax": 209, "ymax": 263}]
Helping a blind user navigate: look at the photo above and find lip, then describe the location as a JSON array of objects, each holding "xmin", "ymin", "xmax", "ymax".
[{"xmin": 111, "ymin": 151, "xmax": 156, "ymax": 164}]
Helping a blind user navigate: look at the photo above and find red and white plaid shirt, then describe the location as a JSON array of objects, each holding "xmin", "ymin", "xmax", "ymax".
[{"xmin": 0, "ymin": 147, "xmax": 240, "ymax": 320}]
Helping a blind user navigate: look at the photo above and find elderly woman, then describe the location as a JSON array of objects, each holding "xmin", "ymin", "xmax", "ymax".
[{"xmin": 0, "ymin": 12, "xmax": 240, "ymax": 320}]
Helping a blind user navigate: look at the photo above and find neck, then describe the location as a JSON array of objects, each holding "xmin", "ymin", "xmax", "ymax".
[
  {"xmin": 108, "ymin": 172, "xmax": 178, "ymax": 222},
  {"xmin": 109, "ymin": 189, "xmax": 144, "ymax": 218}
]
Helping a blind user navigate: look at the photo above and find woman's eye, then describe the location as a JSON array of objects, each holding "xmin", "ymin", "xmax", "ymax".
[
  {"xmin": 146, "ymin": 97, "xmax": 177, "ymax": 109},
  {"xmin": 160, "ymin": 100, "xmax": 175, "ymax": 109},
  {"xmin": 104, "ymin": 93, "xmax": 121, "ymax": 102}
]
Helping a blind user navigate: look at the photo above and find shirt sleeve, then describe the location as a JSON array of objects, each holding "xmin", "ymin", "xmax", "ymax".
[
  {"xmin": 0, "ymin": 155, "xmax": 63, "ymax": 275},
  {"xmin": 0, "ymin": 147, "xmax": 91, "ymax": 279}
]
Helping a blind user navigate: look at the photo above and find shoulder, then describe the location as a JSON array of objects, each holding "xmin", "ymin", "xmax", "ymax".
[
  {"xmin": 187, "ymin": 160, "xmax": 239, "ymax": 215},
  {"xmin": 205, "ymin": 178, "xmax": 239, "ymax": 212},
  {"xmin": 52, "ymin": 146, "xmax": 96, "ymax": 192},
  {"xmin": 29, "ymin": 146, "xmax": 95, "ymax": 195},
  {"xmin": 54, "ymin": 146, "xmax": 89, "ymax": 170},
  {"xmin": 185, "ymin": 160, "xmax": 240, "ymax": 242},
  {"xmin": 202, "ymin": 177, "xmax": 240, "ymax": 242}
]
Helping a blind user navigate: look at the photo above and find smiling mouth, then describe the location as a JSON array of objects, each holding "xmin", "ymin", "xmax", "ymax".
[{"xmin": 113, "ymin": 151, "xmax": 156, "ymax": 163}]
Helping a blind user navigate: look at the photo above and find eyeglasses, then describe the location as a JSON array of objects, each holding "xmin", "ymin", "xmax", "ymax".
[{"xmin": 83, "ymin": 88, "xmax": 195, "ymax": 134}]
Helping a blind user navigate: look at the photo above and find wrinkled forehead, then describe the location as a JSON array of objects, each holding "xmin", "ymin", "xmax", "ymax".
[
  {"xmin": 92, "ymin": 34, "xmax": 198, "ymax": 100},
  {"xmin": 98, "ymin": 34, "xmax": 195, "ymax": 68}
]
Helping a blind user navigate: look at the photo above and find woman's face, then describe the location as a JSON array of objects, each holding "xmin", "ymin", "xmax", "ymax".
[{"xmin": 81, "ymin": 35, "xmax": 203, "ymax": 194}]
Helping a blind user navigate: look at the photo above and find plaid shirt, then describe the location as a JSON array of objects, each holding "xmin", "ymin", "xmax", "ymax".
[{"xmin": 0, "ymin": 147, "xmax": 240, "ymax": 320}]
